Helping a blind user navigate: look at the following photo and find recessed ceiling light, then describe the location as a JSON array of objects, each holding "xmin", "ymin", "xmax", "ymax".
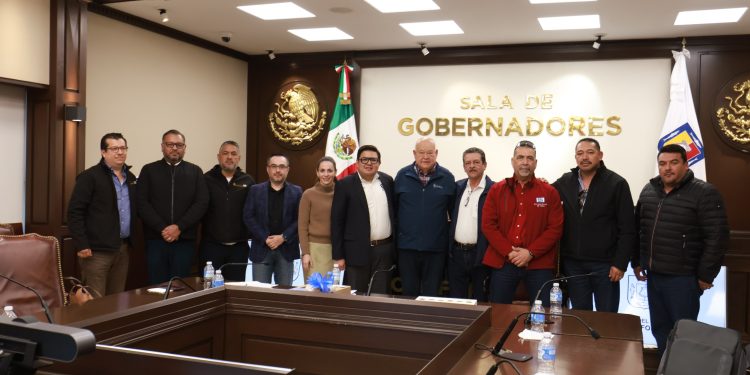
[
  {"xmin": 538, "ymin": 15, "xmax": 600, "ymax": 30},
  {"xmin": 237, "ymin": 2, "xmax": 315, "ymax": 20},
  {"xmin": 288, "ymin": 27, "xmax": 353, "ymax": 41},
  {"xmin": 399, "ymin": 20, "xmax": 464, "ymax": 36},
  {"xmin": 364, "ymin": 0, "xmax": 439, "ymax": 13},
  {"xmin": 674, "ymin": 7, "xmax": 747, "ymax": 25},
  {"xmin": 530, "ymin": 0, "xmax": 596, "ymax": 3}
]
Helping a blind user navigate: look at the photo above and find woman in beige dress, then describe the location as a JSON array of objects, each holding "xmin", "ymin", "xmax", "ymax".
[{"xmin": 298, "ymin": 156, "xmax": 336, "ymax": 282}]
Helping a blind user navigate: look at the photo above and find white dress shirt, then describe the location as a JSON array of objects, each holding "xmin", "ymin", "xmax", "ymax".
[
  {"xmin": 453, "ymin": 175, "xmax": 486, "ymax": 245},
  {"xmin": 359, "ymin": 172, "xmax": 391, "ymax": 241}
]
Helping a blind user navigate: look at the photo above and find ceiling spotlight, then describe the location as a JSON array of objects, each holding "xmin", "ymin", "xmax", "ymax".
[
  {"xmin": 592, "ymin": 34, "xmax": 602, "ymax": 49},
  {"xmin": 159, "ymin": 9, "xmax": 169, "ymax": 23},
  {"xmin": 267, "ymin": 50, "xmax": 276, "ymax": 60},
  {"xmin": 420, "ymin": 43, "xmax": 429, "ymax": 56}
]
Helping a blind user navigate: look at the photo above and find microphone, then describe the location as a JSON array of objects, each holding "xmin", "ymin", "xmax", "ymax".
[
  {"xmin": 492, "ymin": 311, "xmax": 600, "ymax": 359},
  {"xmin": 485, "ymin": 359, "xmax": 522, "ymax": 375},
  {"xmin": 215, "ymin": 262, "xmax": 253, "ymax": 279},
  {"xmin": 162, "ymin": 276, "xmax": 197, "ymax": 300},
  {"xmin": 531, "ymin": 271, "xmax": 601, "ymax": 306},
  {"xmin": 0, "ymin": 273, "xmax": 54, "ymax": 323},
  {"xmin": 366, "ymin": 265, "xmax": 396, "ymax": 296}
]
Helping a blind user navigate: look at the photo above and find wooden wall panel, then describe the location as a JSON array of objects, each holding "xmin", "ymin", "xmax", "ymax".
[{"xmin": 25, "ymin": 0, "xmax": 87, "ymax": 282}]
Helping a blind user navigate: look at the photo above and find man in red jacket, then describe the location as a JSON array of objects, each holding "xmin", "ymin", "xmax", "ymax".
[{"xmin": 482, "ymin": 140, "xmax": 563, "ymax": 305}]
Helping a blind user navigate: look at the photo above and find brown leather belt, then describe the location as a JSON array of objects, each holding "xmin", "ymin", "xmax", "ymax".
[
  {"xmin": 370, "ymin": 236, "xmax": 392, "ymax": 247},
  {"xmin": 454, "ymin": 241, "xmax": 477, "ymax": 251}
]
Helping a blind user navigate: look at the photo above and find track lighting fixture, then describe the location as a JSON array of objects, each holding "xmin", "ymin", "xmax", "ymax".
[
  {"xmin": 159, "ymin": 9, "xmax": 169, "ymax": 23},
  {"xmin": 420, "ymin": 43, "xmax": 429, "ymax": 56},
  {"xmin": 267, "ymin": 50, "xmax": 276, "ymax": 60},
  {"xmin": 592, "ymin": 34, "xmax": 602, "ymax": 49}
]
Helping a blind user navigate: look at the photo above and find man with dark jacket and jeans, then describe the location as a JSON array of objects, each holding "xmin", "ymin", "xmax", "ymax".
[
  {"xmin": 138, "ymin": 129, "xmax": 209, "ymax": 284},
  {"xmin": 68, "ymin": 133, "xmax": 137, "ymax": 296},
  {"xmin": 553, "ymin": 138, "xmax": 636, "ymax": 312},
  {"xmin": 634, "ymin": 143, "xmax": 729, "ymax": 354},
  {"xmin": 395, "ymin": 137, "xmax": 456, "ymax": 297},
  {"xmin": 201, "ymin": 140, "xmax": 254, "ymax": 281}
]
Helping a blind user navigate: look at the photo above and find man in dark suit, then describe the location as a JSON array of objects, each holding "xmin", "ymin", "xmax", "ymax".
[
  {"xmin": 243, "ymin": 153, "xmax": 302, "ymax": 286},
  {"xmin": 448, "ymin": 147, "xmax": 494, "ymax": 301},
  {"xmin": 331, "ymin": 145, "xmax": 396, "ymax": 294}
]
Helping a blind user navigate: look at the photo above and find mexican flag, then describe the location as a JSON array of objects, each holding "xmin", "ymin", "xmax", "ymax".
[
  {"xmin": 325, "ymin": 62, "xmax": 359, "ymax": 179},
  {"xmin": 656, "ymin": 48, "xmax": 706, "ymax": 180}
]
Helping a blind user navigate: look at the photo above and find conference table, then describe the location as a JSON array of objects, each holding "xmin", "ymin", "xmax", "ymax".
[{"xmin": 39, "ymin": 280, "xmax": 644, "ymax": 374}]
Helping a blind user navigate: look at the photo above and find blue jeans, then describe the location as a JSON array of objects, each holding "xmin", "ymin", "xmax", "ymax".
[
  {"xmin": 398, "ymin": 249, "xmax": 446, "ymax": 297},
  {"xmin": 252, "ymin": 250, "xmax": 293, "ymax": 286},
  {"xmin": 448, "ymin": 247, "xmax": 490, "ymax": 301},
  {"xmin": 647, "ymin": 272, "xmax": 701, "ymax": 355},
  {"xmin": 489, "ymin": 263, "xmax": 554, "ymax": 306},
  {"xmin": 146, "ymin": 239, "xmax": 195, "ymax": 284},
  {"xmin": 200, "ymin": 240, "xmax": 250, "ymax": 282},
  {"xmin": 563, "ymin": 259, "xmax": 620, "ymax": 312}
]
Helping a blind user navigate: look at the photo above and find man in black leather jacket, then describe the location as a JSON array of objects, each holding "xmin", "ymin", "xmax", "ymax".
[{"xmin": 633, "ymin": 143, "xmax": 729, "ymax": 354}]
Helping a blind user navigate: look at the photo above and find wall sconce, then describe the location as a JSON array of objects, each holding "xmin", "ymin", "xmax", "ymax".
[{"xmin": 64, "ymin": 105, "xmax": 86, "ymax": 122}]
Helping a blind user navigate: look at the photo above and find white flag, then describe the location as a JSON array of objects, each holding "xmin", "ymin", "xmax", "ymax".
[{"xmin": 657, "ymin": 49, "xmax": 706, "ymax": 180}]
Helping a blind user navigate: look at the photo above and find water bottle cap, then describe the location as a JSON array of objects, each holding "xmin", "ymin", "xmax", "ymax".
[
  {"xmin": 334, "ymin": 264, "xmax": 339, "ymax": 269},
  {"xmin": 215, "ymin": 270, "xmax": 222, "ymax": 274},
  {"xmin": 534, "ymin": 300, "xmax": 542, "ymax": 305},
  {"xmin": 206, "ymin": 261, "xmax": 212, "ymax": 265},
  {"xmin": 553, "ymin": 282, "xmax": 559, "ymax": 287},
  {"xmin": 4, "ymin": 306, "xmax": 12, "ymax": 311},
  {"xmin": 543, "ymin": 332, "xmax": 553, "ymax": 338}
]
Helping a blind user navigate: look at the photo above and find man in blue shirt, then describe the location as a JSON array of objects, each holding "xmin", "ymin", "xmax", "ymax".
[
  {"xmin": 68, "ymin": 133, "xmax": 137, "ymax": 296},
  {"xmin": 395, "ymin": 138, "xmax": 456, "ymax": 296}
]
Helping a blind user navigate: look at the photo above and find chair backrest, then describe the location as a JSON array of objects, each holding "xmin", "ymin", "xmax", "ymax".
[
  {"xmin": 658, "ymin": 319, "xmax": 747, "ymax": 375},
  {"xmin": 0, "ymin": 223, "xmax": 14, "ymax": 235},
  {"xmin": 0, "ymin": 234, "xmax": 67, "ymax": 317}
]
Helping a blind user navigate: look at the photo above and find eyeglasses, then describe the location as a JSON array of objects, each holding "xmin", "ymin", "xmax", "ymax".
[
  {"xmin": 163, "ymin": 142, "xmax": 185, "ymax": 150},
  {"xmin": 106, "ymin": 146, "xmax": 128, "ymax": 153},
  {"xmin": 515, "ymin": 140, "xmax": 535, "ymax": 150},
  {"xmin": 358, "ymin": 157, "xmax": 379, "ymax": 165},
  {"xmin": 268, "ymin": 164, "xmax": 289, "ymax": 170}
]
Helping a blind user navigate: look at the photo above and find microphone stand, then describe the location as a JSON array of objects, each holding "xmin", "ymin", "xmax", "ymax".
[
  {"xmin": 492, "ymin": 311, "xmax": 600, "ymax": 360},
  {"xmin": 366, "ymin": 265, "xmax": 396, "ymax": 296},
  {"xmin": 163, "ymin": 276, "xmax": 197, "ymax": 300},
  {"xmin": 0, "ymin": 274, "xmax": 54, "ymax": 323},
  {"xmin": 215, "ymin": 262, "xmax": 253, "ymax": 280},
  {"xmin": 531, "ymin": 271, "xmax": 600, "ymax": 306}
]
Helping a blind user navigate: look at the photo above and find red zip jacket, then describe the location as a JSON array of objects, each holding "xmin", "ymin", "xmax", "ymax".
[{"xmin": 481, "ymin": 176, "xmax": 563, "ymax": 270}]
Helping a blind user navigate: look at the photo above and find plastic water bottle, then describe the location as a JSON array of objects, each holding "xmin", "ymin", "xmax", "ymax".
[
  {"xmin": 4, "ymin": 305, "xmax": 17, "ymax": 319},
  {"xmin": 212, "ymin": 270, "xmax": 224, "ymax": 287},
  {"xmin": 537, "ymin": 332, "xmax": 556, "ymax": 374},
  {"xmin": 332, "ymin": 264, "xmax": 341, "ymax": 286},
  {"xmin": 203, "ymin": 261, "xmax": 215, "ymax": 289},
  {"xmin": 550, "ymin": 282, "xmax": 563, "ymax": 317},
  {"xmin": 530, "ymin": 300, "xmax": 545, "ymax": 333}
]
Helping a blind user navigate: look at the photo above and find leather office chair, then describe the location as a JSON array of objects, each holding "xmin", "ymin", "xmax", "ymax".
[
  {"xmin": 0, "ymin": 223, "xmax": 14, "ymax": 235},
  {"xmin": 0, "ymin": 234, "xmax": 67, "ymax": 317}
]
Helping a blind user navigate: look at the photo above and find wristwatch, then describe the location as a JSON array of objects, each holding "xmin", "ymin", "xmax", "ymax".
[{"xmin": 527, "ymin": 249, "xmax": 535, "ymax": 259}]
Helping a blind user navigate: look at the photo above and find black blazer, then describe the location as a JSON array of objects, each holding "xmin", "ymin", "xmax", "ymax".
[
  {"xmin": 331, "ymin": 172, "xmax": 395, "ymax": 267},
  {"xmin": 243, "ymin": 181, "xmax": 302, "ymax": 263}
]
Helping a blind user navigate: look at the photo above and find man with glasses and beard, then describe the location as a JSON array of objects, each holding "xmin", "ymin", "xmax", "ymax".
[
  {"xmin": 243, "ymin": 154, "xmax": 302, "ymax": 286},
  {"xmin": 138, "ymin": 129, "xmax": 208, "ymax": 284},
  {"xmin": 482, "ymin": 140, "xmax": 563, "ymax": 305}
]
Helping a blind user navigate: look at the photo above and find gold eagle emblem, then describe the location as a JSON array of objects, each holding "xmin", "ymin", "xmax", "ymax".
[
  {"xmin": 268, "ymin": 83, "xmax": 327, "ymax": 147},
  {"xmin": 714, "ymin": 74, "xmax": 750, "ymax": 153}
]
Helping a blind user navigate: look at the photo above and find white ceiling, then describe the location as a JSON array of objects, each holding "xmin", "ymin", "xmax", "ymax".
[{"xmin": 108, "ymin": 0, "xmax": 750, "ymax": 55}]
